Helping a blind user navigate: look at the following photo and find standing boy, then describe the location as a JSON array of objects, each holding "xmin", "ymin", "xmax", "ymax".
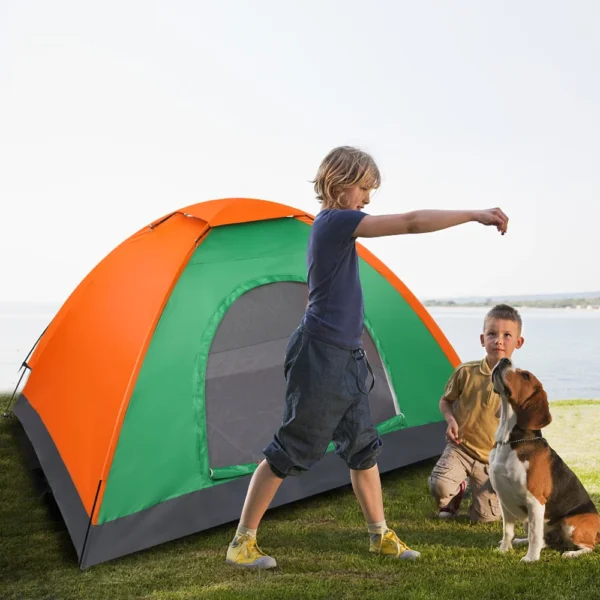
[{"xmin": 226, "ymin": 146, "xmax": 509, "ymax": 568}]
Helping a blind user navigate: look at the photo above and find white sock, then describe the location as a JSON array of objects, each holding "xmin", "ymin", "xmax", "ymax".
[
  {"xmin": 235, "ymin": 525, "xmax": 257, "ymax": 539},
  {"xmin": 367, "ymin": 520, "xmax": 388, "ymax": 536}
]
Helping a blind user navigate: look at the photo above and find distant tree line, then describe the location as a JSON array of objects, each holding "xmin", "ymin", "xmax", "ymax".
[{"xmin": 423, "ymin": 297, "xmax": 600, "ymax": 309}]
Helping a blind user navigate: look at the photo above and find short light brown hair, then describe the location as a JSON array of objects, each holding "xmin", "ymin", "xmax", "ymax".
[
  {"xmin": 484, "ymin": 304, "xmax": 523, "ymax": 333},
  {"xmin": 312, "ymin": 146, "xmax": 381, "ymax": 209}
]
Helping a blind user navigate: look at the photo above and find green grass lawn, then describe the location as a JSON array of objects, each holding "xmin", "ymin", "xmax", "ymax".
[{"xmin": 1, "ymin": 397, "xmax": 599, "ymax": 600}]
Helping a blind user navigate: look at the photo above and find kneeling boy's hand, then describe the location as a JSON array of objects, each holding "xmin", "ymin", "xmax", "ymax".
[{"xmin": 446, "ymin": 418, "xmax": 462, "ymax": 445}]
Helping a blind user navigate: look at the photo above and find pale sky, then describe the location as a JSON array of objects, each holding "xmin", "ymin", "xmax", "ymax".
[{"xmin": 1, "ymin": 0, "xmax": 599, "ymax": 305}]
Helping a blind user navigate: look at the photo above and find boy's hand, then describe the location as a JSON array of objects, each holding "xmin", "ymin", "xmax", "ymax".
[
  {"xmin": 446, "ymin": 418, "xmax": 462, "ymax": 445},
  {"xmin": 475, "ymin": 208, "xmax": 509, "ymax": 235}
]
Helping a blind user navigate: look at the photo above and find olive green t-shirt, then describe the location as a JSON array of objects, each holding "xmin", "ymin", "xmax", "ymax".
[{"xmin": 443, "ymin": 358, "xmax": 500, "ymax": 464}]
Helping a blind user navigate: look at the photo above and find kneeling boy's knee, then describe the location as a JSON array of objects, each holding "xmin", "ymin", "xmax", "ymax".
[{"xmin": 428, "ymin": 474, "xmax": 454, "ymax": 503}]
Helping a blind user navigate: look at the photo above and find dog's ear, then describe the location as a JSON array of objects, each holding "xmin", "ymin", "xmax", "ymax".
[{"xmin": 516, "ymin": 386, "xmax": 552, "ymax": 430}]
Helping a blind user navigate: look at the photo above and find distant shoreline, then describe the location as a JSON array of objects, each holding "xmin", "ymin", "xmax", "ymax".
[
  {"xmin": 424, "ymin": 299, "xmax": 600, "ymax": 310},
  {"xmin": 2, "ymin": 293, "xmax": 600, "ymax": 313}
]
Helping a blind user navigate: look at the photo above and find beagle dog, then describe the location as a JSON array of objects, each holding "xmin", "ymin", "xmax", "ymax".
[{"xmin": 490, "ymin": 357, "xmax": 600, "ymax": 562}]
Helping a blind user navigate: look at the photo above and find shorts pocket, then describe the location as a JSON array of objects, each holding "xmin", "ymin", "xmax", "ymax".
[{"xmin": 489, "ymin": 496, "xmax": 501, "ymax": 517}]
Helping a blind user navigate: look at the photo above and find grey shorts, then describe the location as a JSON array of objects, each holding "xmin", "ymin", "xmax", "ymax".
[{"xmin": 263, "ymin": 326, "xmax": 383, "ymax": 477}]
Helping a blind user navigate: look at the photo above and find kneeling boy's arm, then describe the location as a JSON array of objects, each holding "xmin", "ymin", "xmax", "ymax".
[
  {"xmin": 439, "ymin": 396, "xmax": 455, "ymax": 422},
  {"xmin": 353, "ymin": 208, "xmax": 508, "ymax": 238}
]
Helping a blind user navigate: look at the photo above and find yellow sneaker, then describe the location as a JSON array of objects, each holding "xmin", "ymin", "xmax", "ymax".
[
  {"xmin": 369, "ymin": 529, "xmax": 421, "ymax": 560},
  {"xmin": 226, "ymin": 533, "xmax": 277, "ymax": 569}
]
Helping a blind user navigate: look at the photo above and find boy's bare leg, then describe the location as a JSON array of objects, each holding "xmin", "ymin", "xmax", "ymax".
[
  {"xmin": 239, "ymin": 460, "xmax": 284, "ymax": 529},
  {"xmin": 226, "ymin": 460, "xmax": 283, "ymax": 569},
  {"xmin": 351, "ymin": 464, "xmax": 421, "ymax": 559},
  {"xmin": 350, "ymin": 465, "xmax": 385, "ymax": 523}
]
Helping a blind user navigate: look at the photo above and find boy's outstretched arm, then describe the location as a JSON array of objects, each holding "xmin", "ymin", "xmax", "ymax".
[{"xmin": 353, "ymin": 208, "xmax": 508, "ymax": 238}]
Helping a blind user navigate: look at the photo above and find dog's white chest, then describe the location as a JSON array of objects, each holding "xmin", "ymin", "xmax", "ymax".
[{"xmin": 490, "ymin": 446, "xmax": 530, "ymax": 518}]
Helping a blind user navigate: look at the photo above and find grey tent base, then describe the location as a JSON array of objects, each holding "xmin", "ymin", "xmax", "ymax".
[{"xmin": 14, "ymin": 393, "xmax": 446, "ymax": 569}]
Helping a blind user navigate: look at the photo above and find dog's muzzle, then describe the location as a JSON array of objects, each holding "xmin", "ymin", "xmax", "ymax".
[{"xmin": 492, "ymin": 357, "xmax": 512, "ymax": 395}]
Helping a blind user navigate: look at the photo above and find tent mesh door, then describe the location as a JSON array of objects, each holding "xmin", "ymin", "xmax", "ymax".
[{"xmin": 205, "ymin": 282, "xmax": 397, "ymax": 469}]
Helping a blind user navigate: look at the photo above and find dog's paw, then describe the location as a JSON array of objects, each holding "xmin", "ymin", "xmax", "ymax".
[
  {"xmin": 520, "ymin": 555, "xmax": 539, "ymax": 563},
  {"xmin": 512, "ymin": 538, "xmax": 529, "ymax": 546},
  {"xmin": 562, "ymin": 549, "xmax": 591, "ymax": 559},
  {"xmin": 497, "ymin": 543, "xmax": 512, "ymax": 553}
]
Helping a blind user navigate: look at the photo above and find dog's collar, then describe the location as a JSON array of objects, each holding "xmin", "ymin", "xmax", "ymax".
[{"xmin": 496, "ymin": 436, "xmax": 547, "ymax": 446}]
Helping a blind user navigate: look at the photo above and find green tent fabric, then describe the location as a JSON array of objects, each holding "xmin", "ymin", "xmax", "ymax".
[{"xmin": 101, "ymin": 217, "xmax": 451, "ymax": 522}]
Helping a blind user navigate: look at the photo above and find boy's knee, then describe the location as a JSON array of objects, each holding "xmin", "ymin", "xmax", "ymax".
[
  {"xmin": 266, "ymin": 460, "xmax": 288, "ymax": 479},
  {"xmin": 262, "ymin": 435, "xmax": 319, "ymax": 478},
  {"xmin": 428, "ymin": 472, "xmax": 456, "ymax": 504},
  {"xmin": 428, "ymin": 476, "xmax": 443, "ymax": 500},
  {"xmin": 345, "ymin": 437, "xmax": 383, "ymax": 470}
]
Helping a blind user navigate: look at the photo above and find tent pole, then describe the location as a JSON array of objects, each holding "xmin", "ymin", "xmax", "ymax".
[
  {"xmin": 149, "ymin": 211, "xmax": 178, "ymax": 230},
  {"xmin": 1, "ymin": 368, "xmax": 28, "ymax": 418},
  {"xmin": 2, "ymin": 326, "xmax": 48, "ymax": 417},
  {"xmin": 79, "ymin": 479, "xmax": 103, "ymax": 570}
]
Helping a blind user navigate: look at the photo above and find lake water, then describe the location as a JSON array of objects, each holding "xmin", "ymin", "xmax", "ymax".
[
  {"xmin": 1, "ymin": 304, "xmax": 599, "ymax": 400},
  {"xmin": 428, "ymin": 307, "xmax": 600, "ymax": 401}
]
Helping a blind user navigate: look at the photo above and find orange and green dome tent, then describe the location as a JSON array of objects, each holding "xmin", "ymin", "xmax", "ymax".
[{"xmin": 13, "ymin": 198, "xmax": 459, "ymax": 568}]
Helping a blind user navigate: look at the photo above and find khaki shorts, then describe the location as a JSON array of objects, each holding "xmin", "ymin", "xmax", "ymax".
[{"xmin": 428, "ymin": 443, "xmax": 500, "ymax": 523}]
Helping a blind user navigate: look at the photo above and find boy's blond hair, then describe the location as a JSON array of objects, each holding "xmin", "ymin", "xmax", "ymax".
[
  {"xmin": 484, "ymin": 304, "xmax": 523, "ymax": 334},
  {"xmin": 313, "ymin": 146, "xmax": 381, "ymax": 209}
]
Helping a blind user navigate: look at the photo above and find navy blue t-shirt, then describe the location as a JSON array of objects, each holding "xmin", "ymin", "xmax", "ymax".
[{"xmin": 302, "ymin": 208, "xmax": 368, "ymax": 349}]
